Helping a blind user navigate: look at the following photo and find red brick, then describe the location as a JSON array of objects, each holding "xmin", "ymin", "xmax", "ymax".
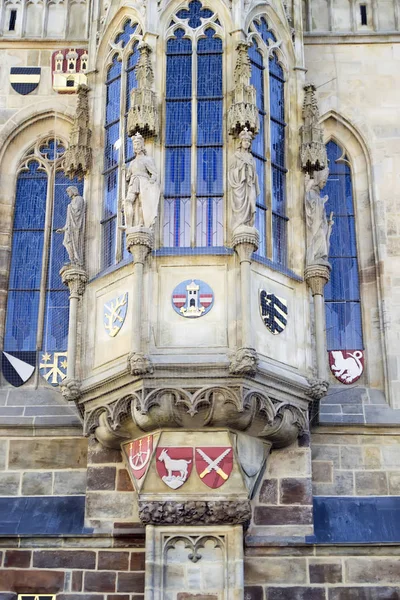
[
  {"xmin": 280, "ymin": 478, "xmax": 312, "ymax": 505},
  {"xmin": 87, "ymin": 466, "xmax": 116, "ymax": 491},
  {"xmin": 33, "ymin": 550, "xmax": 96, "ymax": 569},
  {"xmin": 58, "ymin": 596, "xmax": 105, "ymax": 600},
  {"xmin": 266, "ymin": 588, "xmax": 326, "ymax": 600},
  {"xmin": 4, "ymin": 550, "xmax": 31, "ymax": 568},
  {"xmin": 98, "ymin": 552, "xmax": 129, "ymax": 571},
  {"xmin": 117, "ymin": 572, "xmax": 145, "ymax": 593},
  {"xmin": 130, "ymin": 552, "xmax": 145, "ymax": 571},
  {"xmin": 254, "ymin": 506, "xmax": 313, "ymax": 526},
  {"xmin": 71, "ymin": 571, "xmax": 83, "ymax": 591},
  {"xmin": 0, "ymin": 569, "xmax": 64, "ymax": 592},
  {"xmin": 117, "ymin": 469, "xmax": 134, "ymax": 492},
  {"xmin": 108, "ymin": 596, "xmax": 130, "ymax": 600},
  {"xmin": 85, "ymin": 572, "xmax": 116, "ymax": 593}
]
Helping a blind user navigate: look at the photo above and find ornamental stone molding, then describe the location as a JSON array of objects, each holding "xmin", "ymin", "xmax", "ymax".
[
  {"xmin": 60, "ymin": 264, "xmax": 88, "ymax": 297},
  {"xmin": 229, "ymin": 347, "xmax": 258, "ymax": 376},
  {"xmin": 306, "ymin": 377, "xmax": 329, "ymax": 400},
  {"xmin": 84, "ymin": 384, "xmax": 308, "ymax": 449},
  {"xmin": 127, "ymin": 43, "xmax": 158, "ymax": 138},
  {"xmin": 139, "ymin": 500, "xmax": 252, "ymax": 526},
  {"xmin": 300, "ymin": 83, "xmax": 327, "ymax": 173},
  {"xmin": 61, "ymin": 377, "xmax": 82, "ymax": 402},
  {"xmin": 228, "ymin": 41, "xmax": 260, "ymax": 137},
  {"xmin": 125, "ymin": 226, "xmax": 154, "ymax": 262},
  {"xmin": 128, "ymin": 351, "xmax": 154, "ymax": 377},
  {"xmin": 63, "ymin": 84, "xmax": 92, "ymax": 180},
  {"xmin": 231, "ymin": 225, "xmax": 259, "ymax": 259},
  {"xmin": 304, "ymin": 263, "xmax": 331, "ymax": 296}
]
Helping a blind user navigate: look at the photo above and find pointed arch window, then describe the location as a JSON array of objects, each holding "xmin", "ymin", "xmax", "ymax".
[
  {"xmin": 163, "ymin": 2, "xmax": 224, "ymax": 248},
  {"xmin": 4, "ymin": 138, "xmax": 83, "ymax": 383},
  {"xmin": 102, "ymin": 19, "xmax": 140, "ymax": 269},
  {"xmin": 249, "ymin": 17, "xmax": 288, "ymax": 265},
  {"xmin": 324, "ymin": 141, "xmax": 363, "ymax": 351}
]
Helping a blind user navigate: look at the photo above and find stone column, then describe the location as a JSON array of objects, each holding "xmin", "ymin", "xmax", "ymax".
[
  {"xmin": 126, "ymin": 226, "xmax": 154, "ymax": 376},
  {"xmin": 230, "ymin": 225, "xmax": 259, "ymax": 375},
  {"xmin": 60, "ymin": 264, "xmax": 87, "ymax": 401}
]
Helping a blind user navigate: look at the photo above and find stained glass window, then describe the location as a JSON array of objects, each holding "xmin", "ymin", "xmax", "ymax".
[
  {"xmin": 101, "ymin": 20, "xmax": 139, "ymax": 269},
  {"xmin": 4, "ymin": 140, "xmax": 83, "ymax": 366},
  {"xmin": 324, "ymin": 141, "xmax": 363, "ymax": 351},
  {"xmin": 164, "ymin": 3, "xmax": 223, "ymax": 248},
  {"xmin": 249, "ymin": 17, "xmax": 288, "ymax": 265}
]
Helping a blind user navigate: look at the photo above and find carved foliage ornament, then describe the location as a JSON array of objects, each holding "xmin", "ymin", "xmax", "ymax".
[{"xmin": 139, "ymin": 500, "xmax": 251, "ymax": 526}]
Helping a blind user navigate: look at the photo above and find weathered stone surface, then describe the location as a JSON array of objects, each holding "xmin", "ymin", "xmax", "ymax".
[
  {"xmin": 4, "ymin": 550, "xmax": 31, "ymax": 568},
  {"xmin": 9, "ymin": 439, "xmax": 87, "ymax": 470},
  {"xmin": 266, "ymin": 588, "xmax": 326, "ymax": 600},
  {"xmin": 84, "ymin": 571, "xmax": 116, "ymax": 592},
  {"xmin": 259, "ymin": 479, "xmax": 278, "ymax": 504},
  {"xmin": 280, "ymin": 478, "xmax": 312, "ymax": 505},
  {"xmin": 244, "ymin": 558, "xmax": 307, "ymax": 584},
  {"xmin": 244, "ymin": 588, "xmax": 264, "ymax": 600},
  {"xmin": 382, "ymin": 447, "xmax": 400, "ymax": 469},
  {"xmin": 87, "ymin": 466, "xmax": 116, "ymax": 491},
  {"xmin": 71, "ymin": 571, "xmax": 83, "ymax": 591},
  {"xmin": 362, "ymin": 446, "xmax": 382, "ymax": 468},
  {"xmin": 86, "ymin": 492, "xmax": 135, "ymax": 519},
  {"xmin": 312, "ymin": 445, "xmax": 340, "ymax": 467},
  {"xmin": 340, "ymin": 446, "xmax": 363, "ymax": 469},
  {"xmin": 345, "ymin": 558, "xmax": 400, "ymax": 584},
  {"xmin": 88, "ymin": 439, "xmax": 122, "ymax": 464},
  {"xmin": 312, "ymin": 461, "xmax": 333, "ymax": 482},
  {"xmin": 267, "ymin": 450, "xmax": 310, "ymax": 478},
  {"xmin": 0, "ymin": 473, "xmax": 20, "ymax": 496},
  {"xmin": 355, "ymin": 471, "xmax": 388, "ymax": 495},
  {"xmin": 53, "ymin": 471, "xmax": 87, "ymax": 495},
  {"xmin": 117, "ymin": 572, "xmax": 145, "ymax": 593},
  {"xmin": 22, "ymin": 472, "xmax": 52, "ymax": 495},
  {"xmin": 254, "ymin": 506, "xmax": 313, "ymax": 526},
  {"xmin": 98, "ymin": 551, "xmax": 129, "ymax": 571},
  {"xmin": 0, "ymin": 442, "xmax": 6, "ymax": 470},
  {"xmin": 117, "ymin": 469, "xmax": 134, "ymax": 492},
  {"xmin": 33, "ymin": 550, "xmax": 96, "ymax": 569},
  {"xmin": 388, "ymin": 472, "xmax": 400, "ymax": 494},
  {"xmin": 328, "ymin": 587, "xmax": 400, "ymax": 600},
  {"xmin": 313, "ymin": 471, "xmax": 354, "ymax": 496},
  {"xmin": 130, "ymin": 552, "xmax": 145, "ymax": 571},
  {"xmin": 0, "ymin": 569, "xmax": 64, "ymax": 592},
  {"xmin": 309, "ymin": 560, "xmax": 343, "ymax": 583}
]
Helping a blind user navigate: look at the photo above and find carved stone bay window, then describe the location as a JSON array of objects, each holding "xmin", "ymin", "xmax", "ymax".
[
  {"xmin": 248, "ymin": 17, "xmax": 288, "ymax": 265},
  {"xmin": 3, "ymin": 138, "xmax": 84, "ymax": 388},
  {"xmin": 102, "ymin": 19, "xmax": 142, "ymax": 269},
  {"xmin": 163, "ymin": 2, "xmax": 224, "ymax": 249}
]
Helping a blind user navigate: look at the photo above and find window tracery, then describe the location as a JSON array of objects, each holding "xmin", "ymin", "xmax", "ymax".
[
  {"xmin": 163, "ymin": 2, "xmax": 224, "ymax": 248},
  {"xmin": 4, "ymin": 138, "xmax": 83, "ymax": 377}
]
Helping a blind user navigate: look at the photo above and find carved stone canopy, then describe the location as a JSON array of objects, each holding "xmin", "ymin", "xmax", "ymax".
[
  {"xmin": 300, "ymin": 83, "xmax": 327, "ymax": 173},
  {"xmin": 64, "ymin": 84, "xmax": 92, "ymax": 180},
  {"xmin": 84, "ymin": 383, "xmax": 308, "ymax": 450},
  {"xmin": 127, "ymin": 43, "xmax": 158, "ymax": 138},
  {"xmin": 228, "ymin": 41, "xmax": 260, "ymax": 137}
]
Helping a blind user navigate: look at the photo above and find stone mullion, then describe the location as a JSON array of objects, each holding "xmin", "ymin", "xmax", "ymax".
[
  {"xmin": 116, "ymin": 51, "xmax": 127, "ymax": 264},
  {"xmin": 190, "ymin": 33, "xmax": 197, "ymax": 248},
  {"xmin": 264, "ymin": 49, "xmax": 273, "ymax": 260}
]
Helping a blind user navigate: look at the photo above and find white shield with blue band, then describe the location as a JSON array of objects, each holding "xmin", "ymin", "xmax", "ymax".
[{"xmin": 10, "ymin": 67, "xmax": 41, "ymax": 95}]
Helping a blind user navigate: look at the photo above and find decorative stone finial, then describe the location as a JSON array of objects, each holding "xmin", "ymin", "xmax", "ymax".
[
  {"xmin": 227, "ymin": 41, "xmax": 260, "ymax": 137},
  {"xmin": 127, "ymin": 43, "xmax": 158, "ymax": 138},
  {"xmin": 64, "ymin": 84, "xmax": 92, "ymax": 180},
  {"xmin": 300, "ymin": 84, "xmax": 327, "ymax": 173}
]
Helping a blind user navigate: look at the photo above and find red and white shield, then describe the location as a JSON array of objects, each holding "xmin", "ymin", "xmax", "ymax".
[
  {"xmin": 329, "ymin": 350, "xmax": 364, "ymax": 384},
  {"xmin": 195, "ymin": 446, "xmax": 233, "ymax": 489},
  {"xmin": 126, "ymin": 435, "xmax": 153, "ymax": 480},
  {"xmin": 156, "ymin": 447, "xmax": 193, "ymax": 489},
  {"xmin": 199, "ymin": 293, "xmax": 213, "ymax": 308}
]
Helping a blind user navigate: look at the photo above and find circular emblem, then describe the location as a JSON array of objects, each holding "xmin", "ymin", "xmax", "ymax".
[{"xmin": 171, "ymin": 279, "xmax": 214, "ymax": 318}]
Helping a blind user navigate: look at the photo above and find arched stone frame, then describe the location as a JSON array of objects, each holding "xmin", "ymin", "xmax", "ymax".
[
  {"xmin": 246, "ymin": 4, "xmax": 301, "ymax": 273},
  {"xmin": 321, "ymin": 111, "xmax": 387, "ymax": 398},
  {"xmin": 158, "ymin": 0, "xmax": 230, "ymax": 250},
  {"xmin": 0, "ymin": 109, "xmax": 73, "ymax": 363},
  {"xmin": 91, "ymin": 10, "xmax": 144, "ymax": 272}
]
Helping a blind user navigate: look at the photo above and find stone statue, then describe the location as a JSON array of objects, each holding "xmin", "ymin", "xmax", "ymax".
[
  {"xmin": 228, "ymin": 128, "xmax": 260, "ymax": 231},
  {"xmin": 124, "ymin": 132, "xmax": 160, "ymax": 229},
  {"xmin": 56, "ymin": 186, "xmax": 85, "ymax": 266},
  {"xmin": 305, "ymin": 168, "xmax": 334, "ymax": 266}
]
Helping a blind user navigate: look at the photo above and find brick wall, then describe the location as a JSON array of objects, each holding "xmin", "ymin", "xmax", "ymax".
[
  {"xmin": 311, "ymin": 428, "xmax": 400, "ymax": 496},
  {"xmin": 0, "ymin": 546, "xmax": 145, "ymax": 597}
]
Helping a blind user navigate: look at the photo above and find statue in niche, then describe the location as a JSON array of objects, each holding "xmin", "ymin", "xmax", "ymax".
[
  {"xmin": 228, "ymin": 127, "xmax": 260, "ymax": 231},
  {"xmin": 123, "ymin": 132, "xmax": 160, "ymax": 230},
  {"xmin": 56, "ymin": 186, "xmax": 85, "ymax": 267},
  {"xmin": 305, "ymin": 168, "xmax": 334, "ymax": 266}
]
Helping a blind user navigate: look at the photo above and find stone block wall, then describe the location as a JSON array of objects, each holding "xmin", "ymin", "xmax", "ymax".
[{"xmin": 311, "ymin": 428, "xmax": 400, "ymax": 496}]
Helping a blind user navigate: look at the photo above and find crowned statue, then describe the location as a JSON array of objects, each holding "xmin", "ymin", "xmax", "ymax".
[
  {"xmin": 56, "ymin": 186, "xmax": 85, "ymax": 267},
  {"xmin": 304, "ymin": 168, "xmax": 334, "ymax": 266},
  {"xmin": 228, "ymin": 127, "xmax": 260, "ymax": 231},
  {"xmin": 124, "ymin": 132, "xmax": 160, "ymax": 230}
]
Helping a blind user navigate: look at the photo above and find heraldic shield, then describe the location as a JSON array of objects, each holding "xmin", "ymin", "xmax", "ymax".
[
  {"xmin": 329, "ymin": 350, "xmax": 364, "ymax": 384},
  {"xmin": 127, "ymin": 435, "xmax": 153, "ymax": 480},
  {"xmin": 195, "ymin": 446, "xmax": 233, "ymax": 489},
  {"xmin": 103, "ymin": 293, "xmax": 128, "ymax": 337},
  {"xmin": 156, "ymin": 447, "xmax": 193, "ymax": 489},
  {"xmin": 259, "ymin": 290, "xmax": 288, "ymax": 335}
]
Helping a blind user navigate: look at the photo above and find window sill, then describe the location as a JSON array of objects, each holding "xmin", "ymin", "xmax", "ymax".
[{"xmin": 252, "ymin": 254, "xmax": 303, "ymax": 282}]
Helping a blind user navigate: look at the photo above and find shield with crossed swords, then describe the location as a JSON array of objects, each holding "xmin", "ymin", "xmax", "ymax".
[{"xmin": 195, "ymin": 446, "xmax": 233, "ymax": 489}]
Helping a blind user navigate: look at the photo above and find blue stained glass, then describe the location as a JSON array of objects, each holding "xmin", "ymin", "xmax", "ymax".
[
  {"xmin": 39, "ymin": 139, "xmax": 65, "ymax": 161},
  {"xmin": 249, "ymin": 40, "xmax": 263, "ymax": 68},
  {"xmin": 13, "ymin": 163, "xmax": 47, "ymax": 229},
  {"xmin": 271, "ymin": 121, "xmax": 285, "ymax": 167},
  {"xmin": 102, "ymin": 217, "xmax": 116, "ymax": 269},
  {"xmin": 326, "ymin": 302, "xmax": 363, "ymax": 351},
  {"xmin": 42, "ymin": 291, "xmax": 69, "ymax": 351},
  {"xmin": 106, "ymin": 76, "xmax": 121, "ymax": 124},
  {"xmin": 196, "ymin": 147, "xmax": 222, "ymax": 195},
  {"xmin": 167, "ymin": 28, "xmax": 192, "ymax": 54},
  {"xmin": 325, "ymin": 258, "xmax": 360, "ymax": 301},
  {"xmin": 255, "ymin": 207, "xmax": 267, "ymax": 257},
  {"xmin": 166, "ymin": 102, "xmax": 192, "ymax": 145},
  {"xmin": 107, "ymin": 54, "xmax": 122, "ymax": 82},
  {"xmin": 196, "ymin": 197, "xmax": 223, "ymax": 247},
  {"xmin": 197, "ymin": 28, "xmax": 222, "ymax": 53},
  {"xmin": 255, "ymin": 157, "xmax": 265, "ymax": 206},
  {"xmin": 197, "ymin": 100, "xmax": 222, "ymax": 145},
  {"xmin": 47, "ymin": 233, "xmax": 67, "ymax": 289},
  {"xmin": 176, "ymin": 0, "xmax": 213, "ymax": 29},
  {"xmin": 272, "ymin": 214, "xmax": 287, "ymax": 265},
  {"xmin": 103, "ymin": 169, "xmax": 118, "ymax": 218},
  {"xmin": 252, "ymin": 116, "xmax": 265, "ymax": 159},
  {"xmin": 166, "ymin": 54, "xmax": 192, "ymax": 98},
  {"xmin": 125, "ymin": 67, "xmax": 137, "ymax": 112},
  {"xmin": 254, "ymin": 17, "xmax": 276, "ymax": 44},
  {"xmin": 8, "ymin": 231, "xmax": 44, "ymax": 289},
  {"xmin": 197, "ymin": 53, "xmax": 222, "ymax": 97},
  {"xmin": 272, "ymin": 167, "xmax": 286, "ymax": 214},
  {"xmin": 270, "ymin": 73, "xmax": 285, "ymax": 122},
  {"xmin": 4, "ymin": 290, "xmax": 40, "ymax": 351},
  {"xmin": 104, "ymin": 122, "xmax": 120, "ymax": 171},
  {"xmin": 165, "ymin": 148, "xmax": 191, "ymax": 196},
  {"xmin": 329, "ymin": 216, "xmax": 357, "ymax": 257},
  {"xmin": 250, "ymin": 57, "xmax": 264, "ymax": 111},
  {"xmin": 114, "ymin": 19, "xmax": 137, "ymax": 47}
]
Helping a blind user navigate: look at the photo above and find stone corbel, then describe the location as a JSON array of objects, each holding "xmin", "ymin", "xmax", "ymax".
[
  {"xmin": 64, "ymin": 84, "xmax": 92, "ymax": 180},
  {"xmin": 227, "ymin": 41, "xmax": 260, "ymax": 137},
  {"xmin": 127, "ymin": 43, "xmax": 158, "ymax": 138},
  {"xmin": 60, "ymin": 264, "xmax": 88, "ymax": 401}
]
